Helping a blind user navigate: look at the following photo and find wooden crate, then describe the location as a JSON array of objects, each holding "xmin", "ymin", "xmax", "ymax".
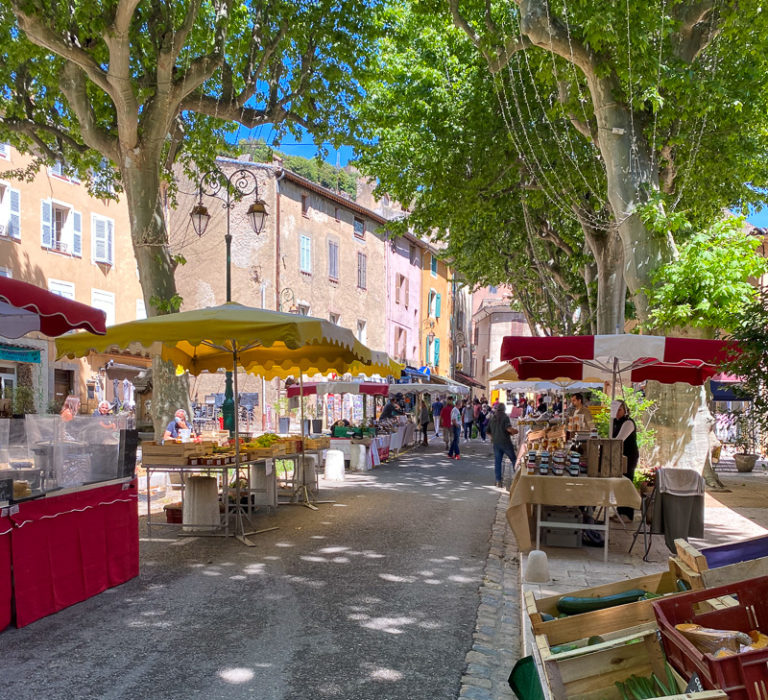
[
  {"xmin": 670, "ymin": 537, "xmax": 768, "ymax": 591},
  {"xmin": 535, "ymin": 620, "xmax": 726, "ymax": 699},
  {"xmin": 525, "ymin": 569, "xmax": 679, "ymax": 645},
  {"xmin": 585, "ymin": 439, "xmax": 624, "ymax": 477},
  {"xmin": 527, "ymin": 429, "xmax": 547, "ymax": 444},
  {"xmin": 304, "ymin": 436, "xmax": 330, "ymax": 450}
]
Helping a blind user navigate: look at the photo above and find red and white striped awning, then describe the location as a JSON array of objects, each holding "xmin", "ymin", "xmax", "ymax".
[
  {"xmin": 286, "ymin": 381, "xmax": 390, "ymax": 398},
  {"xmin": 499, "ymin": 334, "xmax": 739, "ymax": 386}
]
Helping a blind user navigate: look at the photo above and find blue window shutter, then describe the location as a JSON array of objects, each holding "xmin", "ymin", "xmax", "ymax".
[
  {"xmin": 9, "ymin": 189, "xmax": 20, "ymax": 238},
  {"xmin": 73, "ymin": 211, "xmax": 82, "ymax": 256},
  {"xmin": 41, "ymin": 200, "xmax": 52, "ymax": 248},
  {"xmin": 434, "ymin": 338, "xmax": 440, "ymax": 367},
  {"xmin": 435, "ymin": 293, "xmax": 442, "ymax": 318}
]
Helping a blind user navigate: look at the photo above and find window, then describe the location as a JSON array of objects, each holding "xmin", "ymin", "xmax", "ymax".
[
  {"xmin": 426, "ymin": 335, "xmax": 434, "ymax": 366},
  {"xmin": 328, "ymin": 239, "xmax": 339, "ymax": 281},
  {"xmin": 91, "ymin": 289, "xmax": 116, "ymax": 326},
  {"xmin": 428, "ymin": 289, "xmax": 441, "ymax": 318},
  {"xmin": 488, "ymin": 285, "xmax": 498, "ymax": 294},
  {"xmin": 357, "ymin": 252, "xmax": 367, "ymax": 289},
  {"xmin": 353, "ymin": 217, "xmax": 365, "ymax": 239},
  {"xmin": 409, "ymin": 244, "xmax": 417, "ymax": 265},
  {"xmin": 430, "ymin": 254, "xmax": 438, "ymax": 277},
  {"xmin": 330, "ymin": 312, "xmax": 340, "ymax": 325},
  {"xmin": 0, "ymin": 185, "xmax": 20, "ymax": 240},
  {"xmin": 395, "ymin": 327, "xmax": 407, "ymax": 359},
  {"xmin": 356, "ymin": 320, "xmax": 367, "ymax": 345},
  {"xmin": 0, "ymin": 267, "xmax": 11, "ymax": 278},
  {"xmin": 334, "ymin": 206, "xmax": 340, "ymax": 221},
  {"xmin": 395, "ymin": 273, "xmax": 409, "ymax": 308},
  {"xmin": 300, "ymin": 235, "xmax": 312, "ymax": 274},
  {"xmin": 395, "ymin": 274, "xmax": 402, "ymax": 304},
  {"xmin": 48, "ymin": 161, "xmax": 79, "ymax": 184},
  {"xmin": 297, "ymin": 303, "xmax": 310, "ymax": 316},
  {"xmin": 91, "ymin": 214, "xmax": 115, "ymax": 264},
  {"xmin": 41, "ymin": 200, "xmax": 82, "ymax": 255},
  {"xmin": 473, "ymin": 325, "xmax": 479, "ymax": 345},
  {"xmin": 48, "ymin": 278, "xmax": 75, "ymax": 299},
  {"xmin": 404, "ymin": 277, "xmax": 409, "ymax": 309},
  {"xmin": 0, "ymin": 143, "xmax": 9, "ymax": 160},
  {"xmin": 136, "ymin": 299, "xmax": 147, "ymax": 320},
  {"xmin": 301, "ymin": 194, "xmax": 309, "ymax": 217},
  {"xmin": 434, "ymin": 337, "xmax": 441, "ymax": 367}
]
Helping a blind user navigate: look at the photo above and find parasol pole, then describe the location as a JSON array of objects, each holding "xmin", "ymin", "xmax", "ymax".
[{"xmin": 611, "ymin": 357, "xmax": 618, "ymax": 401}]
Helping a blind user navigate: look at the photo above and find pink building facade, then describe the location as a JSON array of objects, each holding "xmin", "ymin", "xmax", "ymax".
[{"xmin": 385, "ymin": 233, "xmax": 424, "ymax": 366}]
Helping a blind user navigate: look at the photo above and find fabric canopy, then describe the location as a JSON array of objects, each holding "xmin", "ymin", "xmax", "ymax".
[
  {"xmin": 496, "ymin": 380, "xmax": 603, "ymax": 393},
  {"xmin": 500, "ymin": 334, "xmax": 739, "ymax": 386},
  {"xmin": 56, "ymin": 303, "xmax": 392, "ymax": 379},
  {"xmin": 0, "ymin": 301, "xmax": 40, "ymax": 338},
  {"xmin": 0, "ymin": 277, "xmax": 106, "ymax": 336},
  {"xmin": 454, "ymin": 371, "xmax": 484, "ymax": 389},
  {"xmin": 286, "ymin": 381, "xmax": 390, "ymax": 397},
  {"xmin": 488, "ymin": 364, "xmax": 519, "ymax": 383}
]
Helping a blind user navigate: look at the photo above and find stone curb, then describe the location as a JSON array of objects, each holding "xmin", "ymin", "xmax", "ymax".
[{"xmin": 459, "ymin": 472, "xmax": 520, "ymax": 699}]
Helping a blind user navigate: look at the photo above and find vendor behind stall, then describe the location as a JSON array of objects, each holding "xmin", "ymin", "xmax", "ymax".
[
  {"xmin": 378, "ymin": 398, "xmax": 402, "ymax": 422},
  {"xmin": 569, "ymin": 393, "xmax": 594, "ymax": 431},
  {"xmin": 163, "ymin": 409, "xmax": 194, "ymax": 443}
]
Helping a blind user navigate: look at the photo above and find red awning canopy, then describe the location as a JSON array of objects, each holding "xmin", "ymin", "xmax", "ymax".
[
  {"xmin": 500, "ymin": 334, "xmax": 739, "ymax": 386},
  {"xmin": 0, "ymin": 277, "xmax": 106, "ymax": 336},
  {"xmin": 286, "ymin": 381, "xmax": 390, "ymax": 398}
]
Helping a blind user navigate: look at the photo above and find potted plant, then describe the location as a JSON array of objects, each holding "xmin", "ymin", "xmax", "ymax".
[
  {"xmin": 732, "ymin": 410, "xmax": 759, "ymax": 472},
  {"xmin": 633, "ymin": 464, "xmax": 660, "ymax": 495}
]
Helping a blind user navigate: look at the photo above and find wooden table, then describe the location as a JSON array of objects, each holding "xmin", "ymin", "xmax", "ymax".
[{"xmin": 506, "ymin": 469, "xmax": 641, "ymax": 561}]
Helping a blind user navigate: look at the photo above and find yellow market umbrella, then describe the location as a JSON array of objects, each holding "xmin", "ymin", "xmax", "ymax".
[
  {"xmin": 56, "ymin": 303, "xmax": 383, "ymax": 534},
  {"xmin": 488, "ymin": 363, "xmax": 519, "ymax": 383}
]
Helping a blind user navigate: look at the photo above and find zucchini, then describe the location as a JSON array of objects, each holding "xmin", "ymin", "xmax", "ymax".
[
  {"xmin": 549, "ymin": 642, "xmax": 579, "ymax": 654},
  {"xmin": 555, "ymin": 589, "xmax": 647, "ymax": 615},
  {"xmin": 540, "ymin": 612, "xmax": 555, "ymax": 621}
]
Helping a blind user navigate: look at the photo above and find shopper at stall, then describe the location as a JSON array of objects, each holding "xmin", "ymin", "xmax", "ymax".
[
  {"xmin": 570, "ymin": 392, "xmax": 594, "ymax": 431},
  {"xmin": 431, "ymin": 396, "xmax": 444, "ymax": 438},
  {"xmin": 612, "ymin": 400, "xmax": 639, "ymax": 524},
  {"xmin": 162, "ymin": 409, "xmax": 194, "ymax": 443},
  {"xmin": 448, "ymin": 399, "xmax": 462, "ymax": 459},
  {"xmin": 551, "ymin": 397, "xmax": 563, "ymax": 414},
  {"xmin": 488, "ymin": 402, "xmax": 518, "ymax": 487},
  {"xmin": 419, "ymin": 397, "xmax": 431, "ymax": 446},
  {"xmin": 440, "ymin": 398, "xmax": 454, "ymax": 450},
  {"xmin": 379, "ymin": 397, "xmax": 401, "ymax": 422},
  {"xmin": 462, "ymin": 400, "xmax": 474, "ymax": 442},
  {"xmin": 92, "ymin": 400, "xmax": 117, "ymax": 431},
  {"xmin": 537, "ymin": 396, "xmax": 548, "ymax": 413}
]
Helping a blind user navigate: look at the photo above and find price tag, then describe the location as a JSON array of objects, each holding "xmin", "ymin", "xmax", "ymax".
[{"xmin": 685, "ymin": 673, "xmax": 704, "ymax": 692}]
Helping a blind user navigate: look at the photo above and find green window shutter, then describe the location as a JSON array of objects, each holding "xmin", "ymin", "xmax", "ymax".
[
  {"xmin": 435, "ymin": 293, "xmax": 442, "ymax": 318},
  {"xmin": 434, "ymin": 337, "xmax": 440, "ymax": 367}
]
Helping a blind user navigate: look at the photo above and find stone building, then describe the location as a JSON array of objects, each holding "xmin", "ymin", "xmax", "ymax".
[
  {"xmin": 0, "ymin": 144, "xmax": 148, "ymax": 414},
  {"xmin": 420, "ymin": 244, "xmax": 453, "ymax": 377},
  {"xmin": 168, "ymin": 156, "xmax": 389, "ymax": 429}
]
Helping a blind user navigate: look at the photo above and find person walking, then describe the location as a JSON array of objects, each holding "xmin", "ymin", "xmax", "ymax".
[
  {"xmin": 431, "ymin": 396, "xmax": 444, "ymax": 438},
  {"xmin": 476, "ymin": 403, "xmax": 489, "ymax": 442},
  {"xmin": 440, "ymin": 398, "xmax": 454, "ymax": 450},
  {"xmin": 462, "ymin": 400, "xmax": 474, "ymax": 442},
  {"xmin": 488, "ymin": 402, "xmax": 518, "ymax": 487},
  {"xmin": 612, "ymin": 400, "xmax": 639, "ymax": 524},
  {"xmin": 419, "ymin": 397, "xmax": 431, "ymax": 446},
  {"xmin": 448, "ymin": 399, "xmax": 462, "ymax": 459}
]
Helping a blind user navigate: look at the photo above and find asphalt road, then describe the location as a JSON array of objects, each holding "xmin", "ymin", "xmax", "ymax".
[{"xmin": 1, "ymin": 442, "xmax": 500, "ymax": 700}]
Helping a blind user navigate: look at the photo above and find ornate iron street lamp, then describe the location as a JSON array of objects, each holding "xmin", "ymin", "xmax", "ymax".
[{"xmin": 190, "ymin": 167, "xmax": 268, "ymax": 433}]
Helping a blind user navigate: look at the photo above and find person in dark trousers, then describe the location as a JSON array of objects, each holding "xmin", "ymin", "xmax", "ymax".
[
  {"xmin": 419, "ymin": 397, "xmax": 431, "ymax": 446},
  {"xmin": 488, "ymin": 403, "xmax": 518, "ymax": 487},
  {"xmin": 431, "ymin": 397, "xmax": 444, "ymax": 437},
  {"xmin": 612, "ymin": 399, "xmax": 639, "ymax": 524},
  {"xmin": 448, "ymin": 399, "xmax": 462, "ymax": 459},
  {"xmin": 475, "ymin": 403, "xmax": 489, "ymax": 442},
  {"xmin": 440, "ymin": 398, "xmax": 454, "ymax": 450},
  {"xmin": 461, "ymin": 400, "xmax": 474, "ymax": 442}
]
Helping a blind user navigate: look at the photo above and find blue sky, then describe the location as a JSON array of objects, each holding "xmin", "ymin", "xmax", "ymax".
[{"xmin": 747, "ymin": 206, "xmax": 768, "ymax": 228}]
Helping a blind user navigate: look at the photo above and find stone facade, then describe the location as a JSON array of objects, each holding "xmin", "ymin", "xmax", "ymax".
[
  {"xmin": 168, "ymin": 156, "xmax": 390, "ymax": 429},
  {"xmin": 0, "ymin": 144, "xmax": 147, "ymax": 413},
  {"xmin": 385, "ymin": 233, "xmax": 424, "ymax": 366}
]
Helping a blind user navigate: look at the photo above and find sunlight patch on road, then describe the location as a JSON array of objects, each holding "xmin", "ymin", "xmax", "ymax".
[
  {"xmin": 378, "ymin": 573, "xmax": 416, "ymax": 583},
  {"xmin": 218, "ymin": 667, "xmax": 254, "ymax": 684}
]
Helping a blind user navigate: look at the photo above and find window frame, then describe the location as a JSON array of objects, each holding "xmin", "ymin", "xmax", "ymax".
[
  {"xmin": 48, "ymin": 278, "xmax": 75, "ymax": 300},
  {"xmin": 430, "ymin": 254, "xmax": 438, "ymax": 277},
  {"xmin": 299, "ymin": 234, "xmax": 312, "ymax": 274},
  {"xmin": 91, "ymin": 213, "xmax": 115, "ymax": 265},
  {"xmin": 301, "ymin": 193, "xmax": 310, "ymax": 218},
  {"xmin": 91, "ymin": 288, "xmax": 116, "ymax": 326},
  {"xmin": 0, "ymin": 267, "xmax": 12, "ymax": 278},
  {"xmin": 353, "ymin": 217, "xmax": 365, "ymax": 239},
  {"xmin": 0, "ymin": 184, "xmax": 21, "ymax": 240},
  {"xmin": 329, "ymin": 312, "xmax": 340, "ymax": 325},
  {"xmin": 41, "ymin": 199, "xmax": 82, "ymax": 256},
  {"xmin": 328, "ymin": 238, "xmax": 340, "ymax": 281}
]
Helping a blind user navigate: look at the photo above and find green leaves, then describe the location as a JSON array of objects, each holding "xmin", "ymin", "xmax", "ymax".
[{"xmin": 644, "ymin": 215, "xmax": 768, "ymax": 332}]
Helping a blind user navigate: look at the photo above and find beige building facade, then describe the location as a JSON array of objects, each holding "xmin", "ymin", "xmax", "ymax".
[
  {"xmin": 168, "ymin": 156, "xmax": 389, "ymax": 429},
  {"xmin": 0, "ymin": 145, "xmax": 147, "ymax": 414}
]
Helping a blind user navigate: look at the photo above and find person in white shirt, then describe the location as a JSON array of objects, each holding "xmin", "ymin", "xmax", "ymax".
[{"xmin": 448, "ymin": 401, "xmax": 462, "ymax": 459}]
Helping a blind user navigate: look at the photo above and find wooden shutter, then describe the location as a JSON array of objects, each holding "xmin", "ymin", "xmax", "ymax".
[
  {"xmin": 106, "ymin": 219, "xmax": 114, "ymax": 263},
  {"xmin": 404, "ymin": 277, "xmax": 409, "ymax": 308},
  {"xmin": 9, "ymin": 189, "xmax": 20, "ymax": 238},
  {"xmin": 435, "ymin": 293, "xmax": 442, "ymax": 318},
  {"xmin": 94, "ymin": 216, "xmax": 107, "ymax": 261},
  {"xmin": 41, "ymin": 200, "xmax": 52, "ymax": 248},
  {"xmin": 72, "ymin": 211, "xmax": 82, "ymax": 256},
  {"xmin": 434, "ymin": 338, "xmax": 440, "ymax": 367}
]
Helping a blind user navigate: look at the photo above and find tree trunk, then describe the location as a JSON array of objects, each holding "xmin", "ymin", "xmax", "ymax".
[
  {"xmin": 581, "ymin": 222, "xmax": 625, "ymax": 334},
  {"xmin": 122, "ymin": 164, "xmax": 190, "ymax": 437}
]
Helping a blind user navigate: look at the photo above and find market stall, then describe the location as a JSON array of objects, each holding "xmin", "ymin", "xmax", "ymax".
[{"xmin": 57, "ymin": 303, "xmax": 394, "ymax": 536}]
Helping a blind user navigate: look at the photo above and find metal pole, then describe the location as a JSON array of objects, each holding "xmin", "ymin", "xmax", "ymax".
[{"xmin": 222, "ymin": 181, "xmax": 235, "ymax": 434}]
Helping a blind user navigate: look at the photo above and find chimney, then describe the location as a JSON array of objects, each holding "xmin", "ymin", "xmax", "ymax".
[{"xmin": 272, "ymin": 155, "xmax": 284, "ymax": 168}]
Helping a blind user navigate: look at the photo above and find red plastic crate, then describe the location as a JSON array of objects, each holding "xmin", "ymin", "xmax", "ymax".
[{"xmin": 652, "ymin": 575, "xmax": 768, "ymax": 699}]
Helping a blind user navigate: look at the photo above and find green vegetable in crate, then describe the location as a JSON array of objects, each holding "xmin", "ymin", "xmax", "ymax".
[
  {"xmin": 549, "ymin": 642, "xmax": 579, "ymax": 654},
  {"xmin": 555, "ymin": 589, "xmax": 646, "ymax": 615},
  {"xmin": 587, "ymin": 635, "xmax": 605, "ymax": 645},
  {"xmin": 614, "ymin": 663, "xmax": 680, "ymax": 698},
  {"xmin": 539, "ymin": 612, "xmax": 555, "ymax": 622}
]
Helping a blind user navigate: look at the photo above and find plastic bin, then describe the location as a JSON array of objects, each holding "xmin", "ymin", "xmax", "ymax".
[{"xmin": 652, "ymin": 575, "xmax": 768, "ymax": 699}]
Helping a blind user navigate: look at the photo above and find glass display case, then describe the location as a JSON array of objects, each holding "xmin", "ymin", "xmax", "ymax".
[{"xmin": 0, "ymin": 416, "xmax": 138, "ymax": 500}]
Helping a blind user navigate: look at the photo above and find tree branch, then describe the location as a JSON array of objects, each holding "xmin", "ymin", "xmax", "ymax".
[
  {"xmin": 12, "ymin": 5, "xmax": 113, "ymax": 97},
  {"xmin": 59, "ymin": 64, "xmax": 120, "ymax": 161},
  {"xmin": 672, "ymin": 1, "xmax": 719, "ymax": 62}
]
